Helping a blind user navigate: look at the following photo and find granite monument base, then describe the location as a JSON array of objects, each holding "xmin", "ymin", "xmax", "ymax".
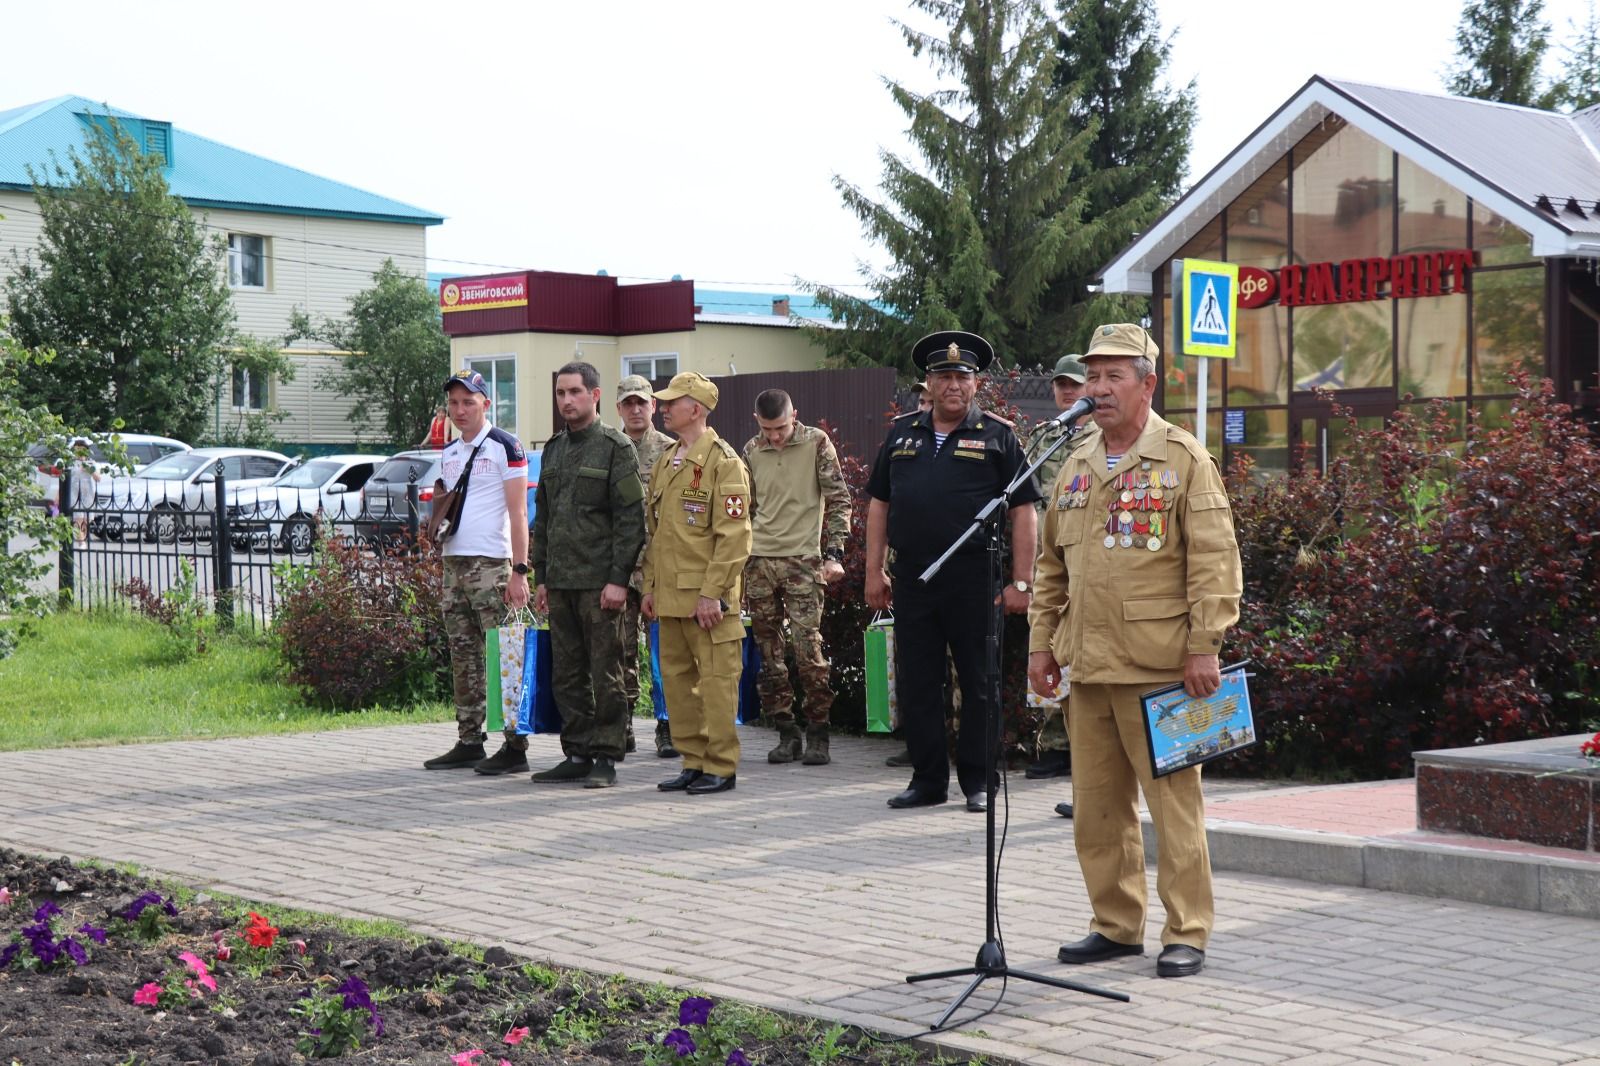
[{"xmin": 1414, "ymin": 734, "xmax": 1599, "ymax": 852}]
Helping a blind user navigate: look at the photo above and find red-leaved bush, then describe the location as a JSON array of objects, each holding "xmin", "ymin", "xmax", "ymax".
[
  {"xmin": 273, "ymin": 536, "xmax": 448, "ymax": 709},
  {"xmin": 1228, "ymin": 375, "xmax": 1600, "ymax": 778}
]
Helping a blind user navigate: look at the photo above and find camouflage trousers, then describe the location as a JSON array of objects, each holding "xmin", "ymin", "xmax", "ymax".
[
  {"xmin": 1037, "ymin": 703, "xmax": 1068, "ymax": 754},
  {"xmin": 547, "ymin": 587, "xmax": 632, "ymax": 760},
  {"xmin": 442, "ymin": 555, "xmax": 527, "ymax": 749},
  {"xmin": 743, "ymin": 555, "xmax": 833, "ymax": 725},
  {"xmin": 621, "ymin": 586, "xmax": 646, "ymax": 713}
]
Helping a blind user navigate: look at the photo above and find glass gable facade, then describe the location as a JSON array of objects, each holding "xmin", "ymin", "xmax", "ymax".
[{"xmin": 1154, "ymin": 114, "xmax": 1542, "ymax": 477}]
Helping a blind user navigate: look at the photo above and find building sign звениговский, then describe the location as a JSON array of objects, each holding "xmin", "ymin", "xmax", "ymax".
[
  {"xmin": 1237, "ymin": 249, "xmax": 1477, "ymax": 309},
  {"xmin": 439, "ymin": 273, "xmax": 529, "ymax": 313}
]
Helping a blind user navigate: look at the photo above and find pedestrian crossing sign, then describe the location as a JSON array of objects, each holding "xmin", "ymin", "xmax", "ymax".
[{"xmin": 1180, "ymin": 259, "xmax": 1239, "ymax": 359}]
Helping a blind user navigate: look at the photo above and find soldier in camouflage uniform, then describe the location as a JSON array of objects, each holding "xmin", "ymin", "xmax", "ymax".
[
  {"xmin": 741, "ymin": 389, "xmax": 852, "ymax": 765},
  {"xmin": 1023, "ymin": 354, "xmax": 1087, "ymax": 807},
  {"xmin": 529, "ymin": 362, "xmax": 647, "ymax": 789},
  {"xmin": 616, "ymin": 375, "xmax": 679, "ymax": 758}
]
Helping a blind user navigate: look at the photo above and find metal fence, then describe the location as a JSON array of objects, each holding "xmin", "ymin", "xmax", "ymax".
[{"xmin": 58, "ymin": 461, "xmax": 423, "ymax": 631}]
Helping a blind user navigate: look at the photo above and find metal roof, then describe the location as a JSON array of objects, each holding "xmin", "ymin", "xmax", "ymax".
[
  {"xmin": 1099, "ymin": 76, "xmax": 1600, "ymax": 294},
  {"xmin": 0, "ymin": 95, "xmax": 442, "ymax": 225},
  {"xmin": 693, "ymin": 312, "xmax": 843, "ymax": 329}
]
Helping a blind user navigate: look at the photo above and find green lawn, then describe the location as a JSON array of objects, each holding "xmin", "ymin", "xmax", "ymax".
[{"xmin": 0, "ymin": 611, "xmax": 451, "ymax": 751}]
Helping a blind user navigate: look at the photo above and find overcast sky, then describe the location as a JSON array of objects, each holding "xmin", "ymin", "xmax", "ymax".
[{"xmin": 3, "ymin": 0, "xmax": 1595, "ymax": 294}]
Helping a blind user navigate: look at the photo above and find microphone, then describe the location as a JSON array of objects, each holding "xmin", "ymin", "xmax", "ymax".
[{"xmin": 1051, "ymin": 395, "xmax": 1096, "ymax": 427}]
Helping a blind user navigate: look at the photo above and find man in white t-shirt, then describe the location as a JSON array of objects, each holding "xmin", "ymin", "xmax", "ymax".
[{"xmin": 423, "ymin": 368, "xmax": 533, "ymax": 772}]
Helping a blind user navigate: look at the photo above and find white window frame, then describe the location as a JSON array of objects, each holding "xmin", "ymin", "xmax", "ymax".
[
  {"xmin": 467, "ymin": 354, "xmax": 517, "ymax": 434},
  {"xmin": 231, "ymin": 364, "xmax": 268, "ymax": 413},
  {"xmin": 228, "ymin": 233, "xmax": 268, "ymax": 290},
  {"xmin": 622, "ymin": 352, "xmax": 679, "ymax": 381}
]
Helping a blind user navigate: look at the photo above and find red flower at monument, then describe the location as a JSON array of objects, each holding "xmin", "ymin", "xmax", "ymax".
[
  {"xmin": 243, "ymin": 911, "xmax": 279, "ymax": 949},
  {"xmin": 1580, "ymin": 732, "xmax": 1600, "ymax": 759}
]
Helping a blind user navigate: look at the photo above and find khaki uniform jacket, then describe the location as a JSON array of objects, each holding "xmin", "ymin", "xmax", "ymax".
[
  {"xmin": 642, "ymin": 428, "xmax": 752, "ymax": 641},
  {"xmin": 1028, "ymin": 411, "xmax": 1242, "ymax": 685},
  {"xmin": 628, "ymin": 427, "xmax": 677, "ymax": 593}
]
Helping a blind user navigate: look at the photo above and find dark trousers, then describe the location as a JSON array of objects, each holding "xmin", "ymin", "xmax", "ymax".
[
  {"xmin": 547, "ymin": 587, "xmax": 631, "ymax": 760},
  {"xmin": 893, "ymin": 560, "xmax": 994, "ymax": 797}
]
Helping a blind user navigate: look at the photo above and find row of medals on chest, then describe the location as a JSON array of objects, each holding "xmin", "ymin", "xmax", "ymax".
[{"xmin": 1055, "ymin": 462, "xmax": 1178, "ymax": 552}]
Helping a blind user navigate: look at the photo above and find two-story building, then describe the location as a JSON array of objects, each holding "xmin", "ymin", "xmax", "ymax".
[{"xmin": 0, "ymin": 95, "xmax": 442, "ymax": 451}]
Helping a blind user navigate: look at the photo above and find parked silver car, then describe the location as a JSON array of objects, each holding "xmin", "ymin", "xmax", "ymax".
[
  {"xmin": 93, "ymin": 447, "xmax": 293, "ymax": 542},
  {"xmin": 228, "ymin": 453, "xmax": 387, "ymax": 554}
]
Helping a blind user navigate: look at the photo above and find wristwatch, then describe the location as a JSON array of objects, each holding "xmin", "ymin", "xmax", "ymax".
[
  {"xmin": 824, "ymin": 548, "xmax": 844, "ymax": 563},
  {"xmin": 1012, "ymin": 580, "xmax": 1031, "ymax": 594},
  {"xmin": 512, "ymin": 562, "xmax": 531, "ymax": 576}
]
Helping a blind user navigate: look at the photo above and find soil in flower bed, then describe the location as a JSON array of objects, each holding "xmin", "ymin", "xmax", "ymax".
[{"xmin": 0, "ymin": 849, "xmax": 966, "ymax": 1065}]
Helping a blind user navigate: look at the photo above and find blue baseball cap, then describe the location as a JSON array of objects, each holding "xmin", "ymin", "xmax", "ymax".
[{"xmin": 443, "ymin": 368, "xmax": 490, "ymax": 397}]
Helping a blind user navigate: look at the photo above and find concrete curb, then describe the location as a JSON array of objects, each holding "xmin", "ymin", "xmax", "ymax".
[{"xmin": 1141, "ymin": 816, "xmax": 1600, "ymax": 919}]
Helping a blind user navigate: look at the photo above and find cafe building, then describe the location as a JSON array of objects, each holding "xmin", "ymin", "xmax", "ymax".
[{"xmin": 1099, "ymin": 75, "xmax": 1600, "ymax": 475}]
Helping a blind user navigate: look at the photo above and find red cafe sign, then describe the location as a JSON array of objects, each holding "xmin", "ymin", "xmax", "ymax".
[
  {"xmin": 1237, "ymin": 248, "xmax": 1478, "ymax": 309},
  {"xmin": 439, "ymin": 273, "xmax": 529, "ymax": 314}
]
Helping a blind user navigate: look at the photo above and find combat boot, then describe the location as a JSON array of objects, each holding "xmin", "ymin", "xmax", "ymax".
[
  {"xmin": 767, "ymin": 721, "xmax": 803, "ymax": 764},
  {"xmin": 423, "ymin": 740, "xmax": 486, "ymax": 770},
  {"xmin": 801, "ymin": 724, "xmax": 831, "ymax": 765},
  {"xmin": 473, "ymin": 741, "xmax": 529, "ymax": 776},
  {"xmin": 531, "ymin": 756, "xmax": 593, "ymax": 783},
  {"xmin": 654, "ymin": 720, "xmax": 678, "ymax": 758}
]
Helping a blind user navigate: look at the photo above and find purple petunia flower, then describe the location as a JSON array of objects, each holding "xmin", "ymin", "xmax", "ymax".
[
  {"xmin": 0, "ymin": 942, "xmax": 19, "ymax": 968},
  {"xmin": 726, "ymin": 1051, "xmax": 753, "ymax": 1066},
  {"xmin": 33, "ymin": 900, "xmax": 61, "ymax": 922},
  {"xmin": 335, "ymin": 975, "xmax": 384, "ymax": 1036},
  {"xmin": 61, "ymin": 937, "xmax": 88, "ymax": 966},
  {"xmin": 115, "ymin": 891, "xmax": 159, "ymax": 922},
  {"xmin": 78, "ymin": 924, "xmax": 108, "ymax": 945},
  {"xmin": 161, "ymin": 896, "xmax": 178, "ymax": 917},
  {"xmin": 678, "ymin": 996, "xmax": 715, "ymax": 1026},
  {"xmin": 662, "ymin": 1028, "xmax": 697, "ymax": 1057}
]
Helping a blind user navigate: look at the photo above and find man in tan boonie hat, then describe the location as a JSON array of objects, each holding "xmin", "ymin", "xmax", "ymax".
[{"xmin": 654, "ymin": 371, "xmax": 719, "ymax": 411}]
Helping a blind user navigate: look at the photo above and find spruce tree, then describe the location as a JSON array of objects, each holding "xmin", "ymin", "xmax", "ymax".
[
  {"xmin": 1554, "ymin": 0, "xmax": 1600, "ymax": 111},
  {"xmin": 1045, "ymin": 0, "xmax": 1196, "ymax": 353},
  {"xmin": 804, "ymin": 0, "xmax": 1103, "ymax": 374},
  {"xmin": 1445, "ymin": 0, "xmax": 1557, "ymax": 108}
]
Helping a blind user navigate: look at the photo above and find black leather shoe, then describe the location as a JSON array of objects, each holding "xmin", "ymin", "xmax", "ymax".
[
  {"xmin": 1055, "ymin": 802, "xmax": 1074, "ymax": 819},
  {"xmin": 1025, "ymin": 749, "xmax": 1070, "ymax": 779},
  {"xmin": 686, "ymin": 773, "xmax": 735, "ymax": 795},
  {"xmin": 423, "ymin": 741, "xmax": 486, "ymax": 770},
  {"xmin": 1056, "ymin": 932, "xmax": 1144, "ymax": 964},
  {"xmin": 886, "ymin": 787, "xmax": 947, "ymax": 809},
  {"xmin": 965, "ymin": 791, "xmax": 987, "ymax": 813},
  {"xmin": 657, "ymin": 769, "xmax": 704, "ymax": 792},
  {"xmin": 1156, "ymin": 944, "xmax": 1205, "ymax": 978}
]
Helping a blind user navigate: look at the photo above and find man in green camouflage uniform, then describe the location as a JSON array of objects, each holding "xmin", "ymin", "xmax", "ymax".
[
  {"xmin": 529, "ymin": 362, "xmax": 647, "ymax": 789},
  {"xmin": 742, "ymin": 389, "xmax": 852, "ymax": 765},
  {"xmin": 1023, "ymin": 355, "xmax": 1087, "ymax": 809},
  {"xmin": 616, "ymin": 374, "xmax": 679, "ymax": 758}
]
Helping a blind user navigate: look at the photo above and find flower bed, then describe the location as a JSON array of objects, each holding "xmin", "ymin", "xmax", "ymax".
[{"xmin": 0, "ymin": 849, "xmax": 950, "ymax": 1065}]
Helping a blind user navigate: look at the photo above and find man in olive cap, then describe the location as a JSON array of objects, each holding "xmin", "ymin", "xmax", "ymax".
[
  {"xmin": 641, "ymin": 371, "xmax": 753, "ymax": 795},
  {"xmin": 1023, "ymin": 355, "xmax": 1088, "ymax": 802},
  {"xmin": 1028, "ymin": 322, "xmax": 1242, "ymax": 979},
  {"xmin": 617, "ymin": 374, "xmax": 679, "ymax": 758}
]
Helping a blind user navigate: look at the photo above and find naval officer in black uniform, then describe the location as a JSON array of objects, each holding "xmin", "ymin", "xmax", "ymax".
[{"xmin": 865, "ymin": 331, "xmax": 1040, "ymax": 812}]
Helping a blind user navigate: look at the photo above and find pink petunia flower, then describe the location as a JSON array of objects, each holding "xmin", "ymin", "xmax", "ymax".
[
  {"xmin": 0, "ymin": 887, "xmax": 12, "ymax": 906},
  {"xmin": 215, "ymin": 944, "xmax": 231, "ymax": 961},
  {"xmin": 450, "ymin": 1052, "xmax": 486, "ymax": 1066},
  {"xmin": 503, "ymin": 1026, "xmax": 530, "ymax": 1046},
  {"xmin": 132, "ymin": 982, "xmax": 161, "ymax": 1006},
  {"xmin": 178, "ymin": 952, "xmax": 217, "ymax": 992},
  {"xmin": 292, "ymin": 939, "xmax": 308, "ymax": 956},
  {"xmin": 210, "ymin": 929, "xmax": 225, "ymax": 945}
]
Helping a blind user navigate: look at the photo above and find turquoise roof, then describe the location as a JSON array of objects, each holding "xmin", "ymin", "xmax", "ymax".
[
  {"xmin": 0, "ymin": 96, "xmax": 442, "ymax": 225},
  {"xmin": 693, "ymin": 287, "xmax": 834, "ymax": 320}
]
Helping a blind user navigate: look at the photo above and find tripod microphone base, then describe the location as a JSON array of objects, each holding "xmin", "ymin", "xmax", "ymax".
[{"xmin": 907, "ymin": 940, "xmax": 1129, "ymax": 1028}]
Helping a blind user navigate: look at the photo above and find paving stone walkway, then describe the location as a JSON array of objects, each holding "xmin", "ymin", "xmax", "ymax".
[{"xmin": 2, "ymin": 725, "xmax": 1598, "ymax": 1065}]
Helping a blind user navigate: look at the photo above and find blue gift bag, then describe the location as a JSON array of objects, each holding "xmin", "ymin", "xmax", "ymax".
[
  {"xmin": 646, "ymin": 619, "xmax": 762, "ymax": 725},
  {"xmin": 514, "ymin": 625, "xmax": 561, "ymax": 735}
]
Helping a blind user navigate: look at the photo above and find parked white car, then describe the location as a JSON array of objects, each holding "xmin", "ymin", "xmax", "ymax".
[
  {"xmin": 30, "ymin": 432, "xmax": 190, "ymax": 509},
  {"xmin": 227, "ymin": 453, "xmax": 388, "ymax": 554},
  {"xmin": 93, "ymin": 447, "xmax": 292, "ymax": 542}
]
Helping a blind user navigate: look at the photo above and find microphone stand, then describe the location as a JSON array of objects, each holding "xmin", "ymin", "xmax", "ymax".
[{"xmin": 904, "ymin": 406, "xmax": 1128, "ymax": 1026}]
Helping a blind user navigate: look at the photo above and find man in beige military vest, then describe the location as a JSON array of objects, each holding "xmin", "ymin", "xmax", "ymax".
[
  {"xmin": 1027, "ymin": 323, "xmax": 1242, "ymax": 979},
  {"xmin": 617, "ymin": 374, "xmax": 678, "ymax": 758},
  {"xmin": 641, "ymin": 372, "xmax": 753, "ymax": 795}
]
